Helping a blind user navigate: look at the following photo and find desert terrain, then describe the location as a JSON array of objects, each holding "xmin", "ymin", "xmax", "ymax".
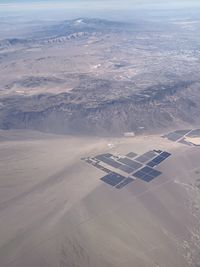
[
  {"xmin": 1, "ymin": 4, "xmax": 200, "ymax": 267},
  {"xmin": 1, "ymin": 18, "xmax": 200, "ymax": 135},
  {"xmin": 0, "ymin": 129, "xmax": 200, "ymax": 267}
]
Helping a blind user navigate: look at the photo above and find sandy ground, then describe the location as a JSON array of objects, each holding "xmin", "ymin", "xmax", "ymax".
[
  {"xmin": 185, "ymin": 136, "xmax": 200, "ymax": 146},
  {"xmin": 0, "ymin": 130, "xmax": 200, "ymax": 267}
]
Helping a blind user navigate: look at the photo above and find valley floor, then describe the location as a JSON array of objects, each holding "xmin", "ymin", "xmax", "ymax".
[{"xmin": 0, "ymin": 130, "xmax": 200, "ymax": 267}]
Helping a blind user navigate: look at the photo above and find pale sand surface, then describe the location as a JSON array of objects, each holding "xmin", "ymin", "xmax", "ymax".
[
  {"xmin": 185, "ymin": 136, "xmax": 200, "ymax": 145},
  {"xmin": 0, "ymin": 130, "xmax": 200, "ymax": 267}
]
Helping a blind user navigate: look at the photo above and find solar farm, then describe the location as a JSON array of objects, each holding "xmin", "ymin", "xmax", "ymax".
[
  {"xmin": 163, "ymin": 129, "xmax": 200, "ymax": 146},
  {"xmin": 82, "ymin": 149, "xmax": 171, "ymax": 189}
]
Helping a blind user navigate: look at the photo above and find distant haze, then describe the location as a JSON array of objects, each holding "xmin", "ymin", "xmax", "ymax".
[
  {"xmin": 0, "ymin": 0, "xmax": 200, "ymax": 22},
  {"xmin": 1, "ymin": 0, "xmax": 200, "ymax": 12}
]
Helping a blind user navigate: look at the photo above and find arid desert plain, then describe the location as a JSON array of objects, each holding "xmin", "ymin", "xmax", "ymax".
[{"xmin": 0, "ymin": 129, "xmax": 200, "ymax": 267}]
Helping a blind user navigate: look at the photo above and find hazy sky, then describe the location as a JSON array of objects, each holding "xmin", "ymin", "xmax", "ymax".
[
  {"xmin": 1, "ymin": 0, "xmax": 200, "ymax": 10},
  {"xmin": 0, "ymin": 0, "xmax": 200, "ymax": 21}
]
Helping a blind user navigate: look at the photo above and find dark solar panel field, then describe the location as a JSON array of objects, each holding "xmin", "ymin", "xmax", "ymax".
[
  {"xmin": 95, "ymin": 154, "xmax": 122, "ymax": 169},
  {"xmin": 174, "ymin": 130, "xmax": 191, "ymax": 135},
  {"xmin": 118, "ymin": 164, "xmax": 134, "ymax": 174},
  {"xmin": 133, "ymin": 165, "xmax": 162, "ymax": 182},
  {"xmin": 164, "ymin": 132, "xmax": 182, "ymax": 142},
  {"xmin": 143, "ymin": 151, "xmax": 158, "ymax": 159},
  {"xmin": 135, "ymin": 150, "xmax": 158, "ymax": 163},
  {"xmin": 95, "ymin": 154, "xmax": 135, "ymax": 173},
  {"xmin": 115, "ymin": 177, "xmax": 134, "ymax": 189},
  {"xmin": 101, "ymin": 172, "xmax": 125, "ymax": 186},
  {"xmin": 147, "ymin": 151, "xmax": 171, "ymax": 167},
  {"xmin": 135, "ymin": 155, "xmax": 149, "ymax": 163},
  {"xmin": 118, "ymin": 157, "xmax": 142, "ymax": 170},
  {"xmin": 160, "ymin": 151, "xmax": 171, "ymax": 158},
  {"xmin": 187, "ymin": 129, "xmax": 200, "ymax": 137},
  {"xmin": 95, "ymin": 163, "xmax": 111, "ymax": 173},
  {"xmin": 163, "ymin": 129, "xmax": 200, "ymax": 146},
  {"xmin": 82, "ymin": 149, "xmax": 171, "ymax": 188}
]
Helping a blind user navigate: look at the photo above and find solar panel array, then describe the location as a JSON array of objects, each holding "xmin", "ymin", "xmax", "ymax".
[
  {"xmin": 115, "ymin": 177, "xmax": 135, "ymax": 189},
  {"xmin": 101, "ymin": 172, "xmax": 125, "ymax": 186},
  {"xmin": 135, "ymin": 151, "xmax": 158, "ymax": 163},
  {"xmin": 95, "ymin": 154, "xmax": 122, "ymax": 169},
  {"xmin": 163, "ymin": 129, "xmax": 200, "ymax": 147},
  {"xmin": 118, "ymin": 157, "xmax": 142, "ymax": 170},
  {"xmin": 82, "ymin": 149, "xmax": 171, "ymax": 189},
  {"xmin": 133, "ymin": 166, "xmax": 162, "ymax": 182},
  {"xmin": 118, "ymin": 164, "xmax": 134, "ymax": 174},
  {"xmin": 95, "ymin": 154, "xmax": 135, "ymax": 174},
  {"xmin": 188, "ymin": 129, "xmax": 200, "ymax": 136},
  {"xmin": 147, "ymin": 152, "xmax": 171, "ymax": 168},
  {"xmin": 101, "ymin": 173, "xmax": 135, "ymax": 188}
]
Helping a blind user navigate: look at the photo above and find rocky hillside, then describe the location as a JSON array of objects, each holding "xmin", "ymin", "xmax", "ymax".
[
  {"xmin": 1, "ymin": 18, "xmax": 200, "ymax": 136},
  {"xmin": 1, "ymin": 78, "xmax": 199, "ymax": 136},
  {"xmin": 0, "ymin": 18, "xmax": 129, "ymax": 50}
]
